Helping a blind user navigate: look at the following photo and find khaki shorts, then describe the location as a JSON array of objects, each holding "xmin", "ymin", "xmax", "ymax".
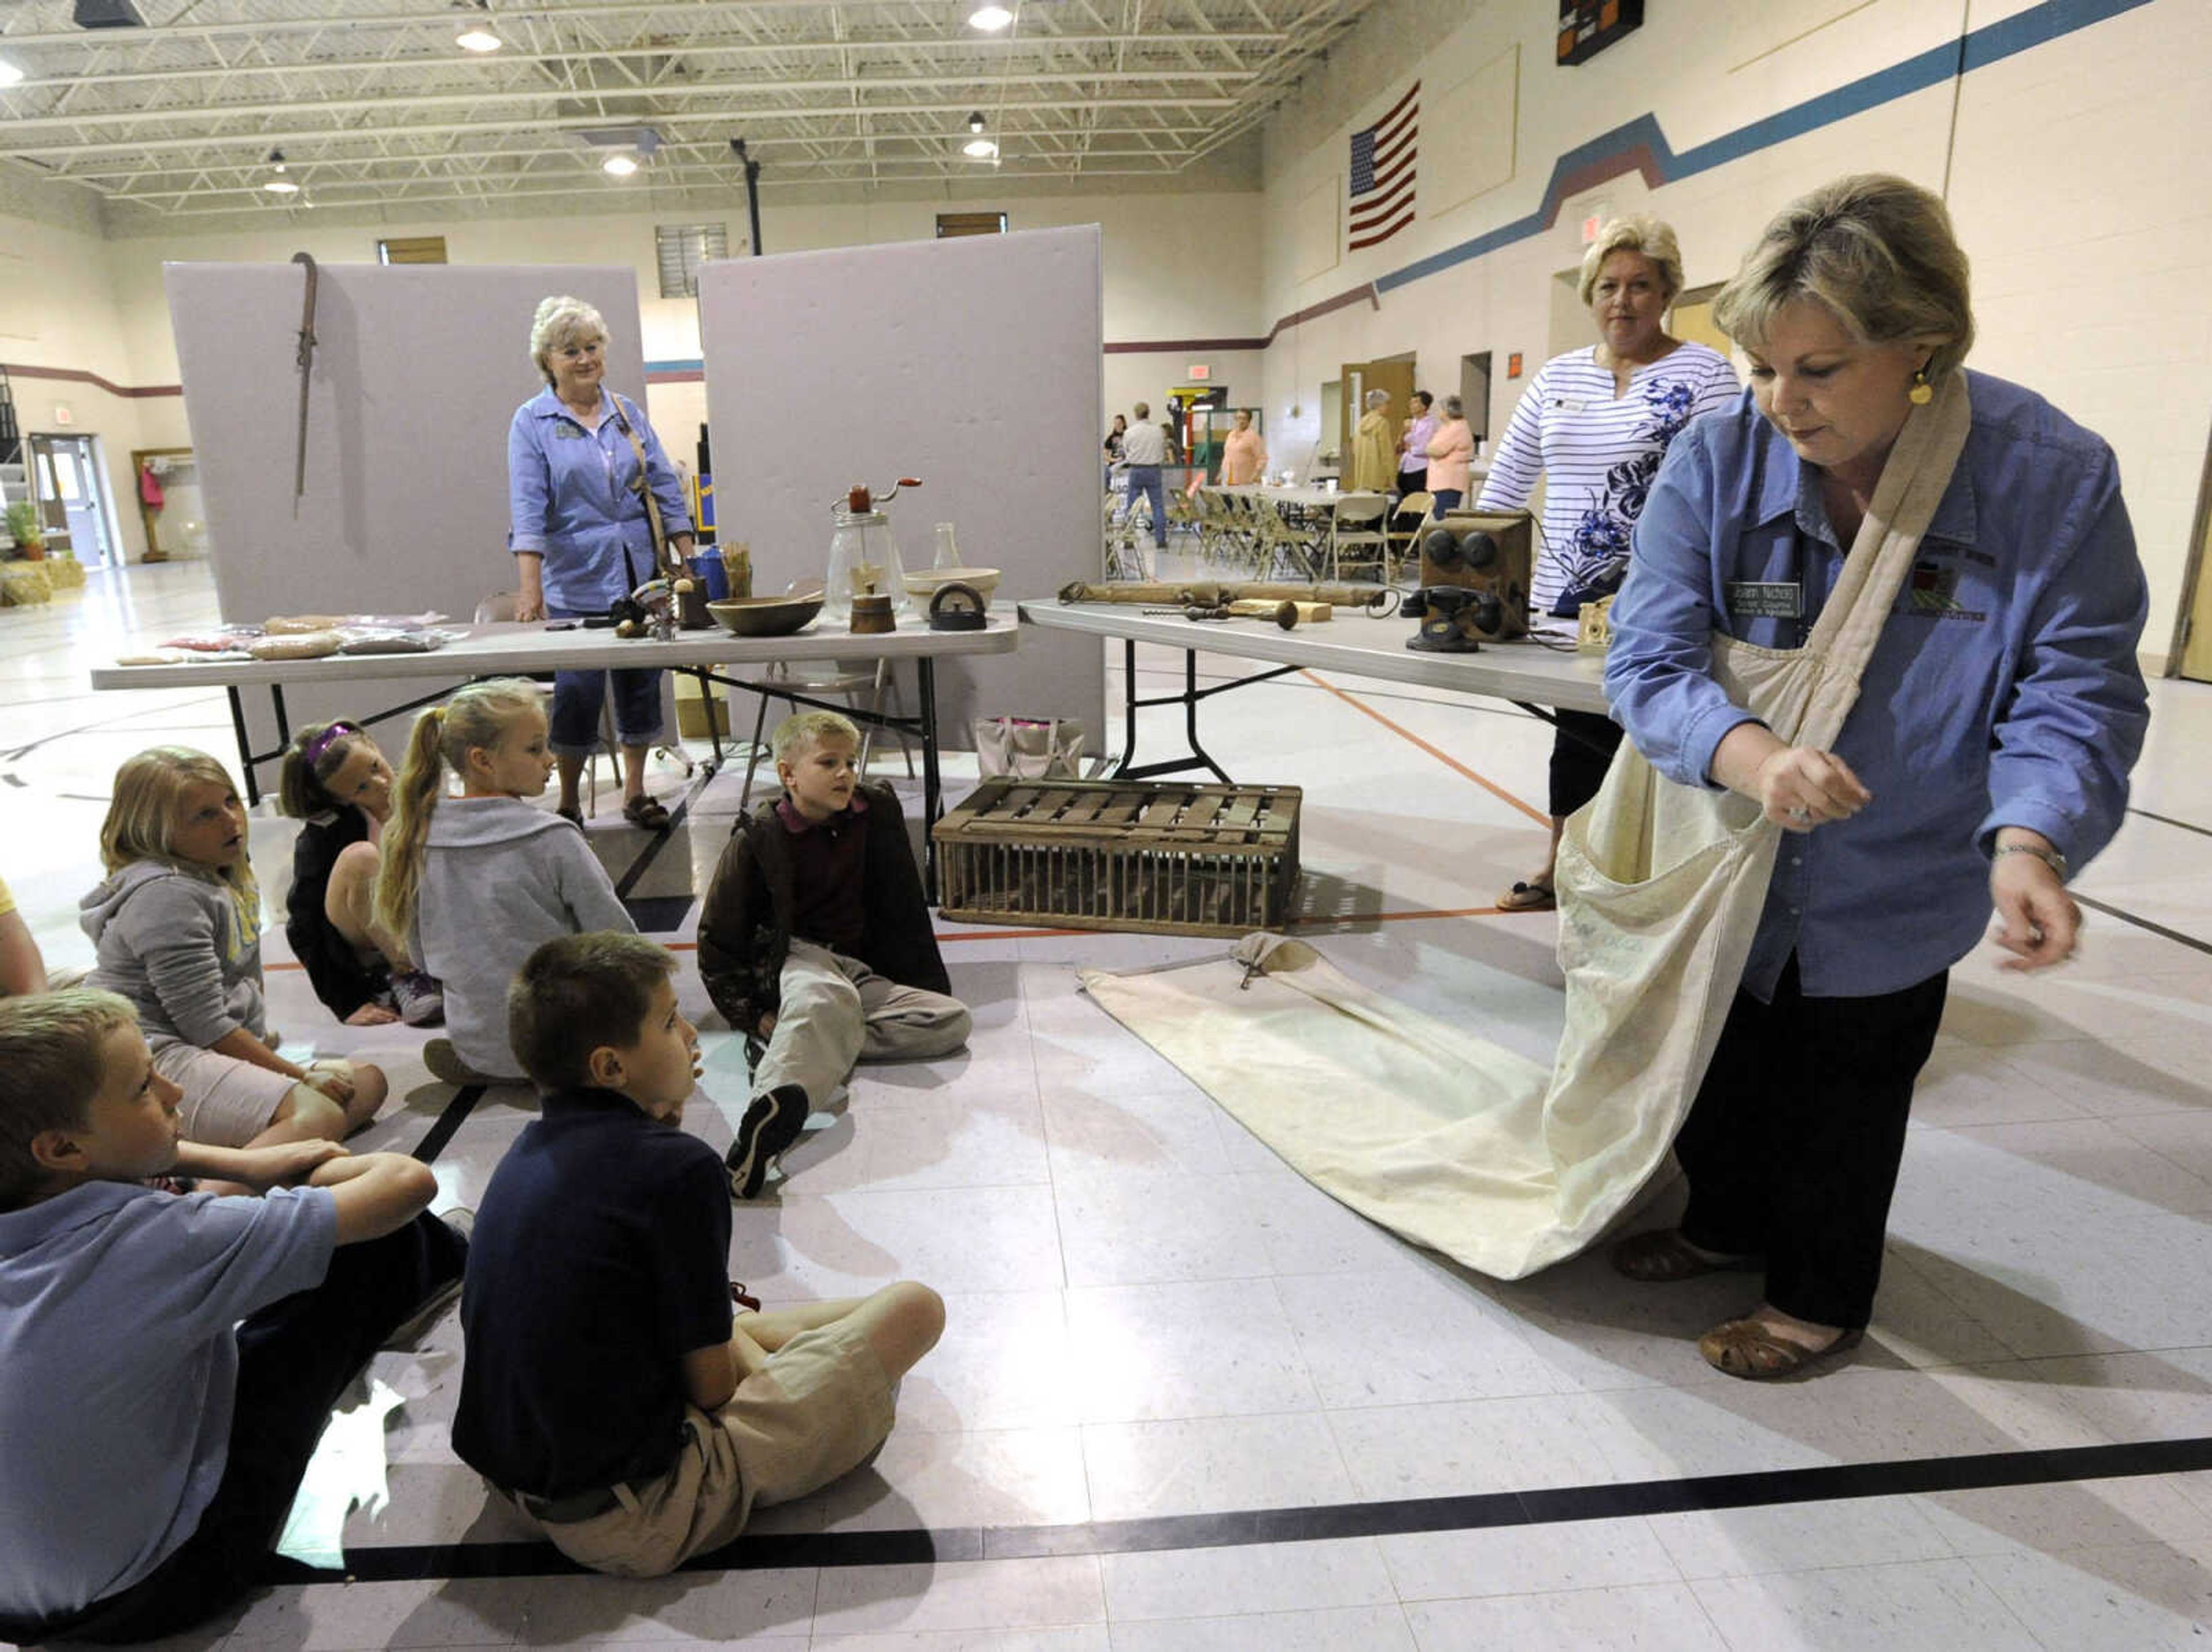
[
  {"xmin": 513, "ymin": 1314, "xmax": 897, "ymax": 1578},
  {"xmin": 151, "ymin": 1039, "xmax": 299, "ymax": 1149}
]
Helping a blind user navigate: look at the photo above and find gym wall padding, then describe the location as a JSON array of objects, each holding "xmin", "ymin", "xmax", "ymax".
[{"xmin": 697, "ymin": 224, "xmax": 1106, "ymax": 749}]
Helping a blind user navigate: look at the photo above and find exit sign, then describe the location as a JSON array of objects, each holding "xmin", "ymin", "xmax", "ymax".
[{"xmin": 1187, "ymin": 365, "xmax": 1210, "ymax": 380}]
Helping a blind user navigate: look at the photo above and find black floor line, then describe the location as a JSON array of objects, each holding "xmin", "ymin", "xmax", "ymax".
[
  {"xmin": 261, "ymin": 1433, "xmax": 2212, "ymax": 1586},
  {"xmin": 611, "ymin": 785, "xmax": 699, "ymax": 900},
  {"xmin": 2127, "ymin": 805, "xmax": 2212, "ymax": 840},
  {"xmin": 410, "ymin": 1085, "xmax": 486, "ymax": 1164},
  {"xmin": 2074, "ymin": 893, "xmax": 2212, "ymax": 960}
]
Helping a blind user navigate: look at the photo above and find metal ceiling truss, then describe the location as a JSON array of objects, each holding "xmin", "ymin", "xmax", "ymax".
[{"xmin": 0, "ymin": 0, "xmax": 1380, "ymax": 222}]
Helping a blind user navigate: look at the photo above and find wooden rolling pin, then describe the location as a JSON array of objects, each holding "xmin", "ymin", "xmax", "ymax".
[{"xmin": 1059, "ymin": 579, "xmax": 1393, "ymax": 611}]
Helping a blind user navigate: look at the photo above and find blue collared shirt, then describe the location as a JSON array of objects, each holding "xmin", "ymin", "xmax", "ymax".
[
  {"xmin": 1605, "ymin": 372, "xmax": 2149, "ymax": 1000},
  {"xmin": 507, "ymin": 386, "xmax": 694, "ymax": 613}
]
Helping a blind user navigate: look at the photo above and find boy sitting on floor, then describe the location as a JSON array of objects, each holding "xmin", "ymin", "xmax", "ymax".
[
  {"xmin": 451, "ymin": 932, "xmax": 944, "ymax": 1578},
  {"xmin": 0, "ymin": 989, "xmax": 464, "ymax": 1645},
  {"xmin": 698, "ymin": 710, "xmax": 971, "ymax": 1199}
]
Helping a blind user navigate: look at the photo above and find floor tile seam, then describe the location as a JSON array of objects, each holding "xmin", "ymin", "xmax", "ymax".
[{"xmin": 1295, "ymin": 670, "xmax": 1551, "ymax": 828}]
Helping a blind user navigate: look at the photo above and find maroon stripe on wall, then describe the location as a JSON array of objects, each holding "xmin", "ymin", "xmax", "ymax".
[
  {"xmin": 1103, "ymin": 336, "xmax": 1270, "ymax": 355},
  {"xmin": 1263, "ymin": 282, "xmax": 1384, "ymax": 344},
  {"xmin": 2, "ymin": 362, "xmax": 182, "ymax": 398}
]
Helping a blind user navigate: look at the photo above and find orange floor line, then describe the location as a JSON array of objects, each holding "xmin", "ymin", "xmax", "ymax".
[{"xmin": 1297, "ymin": 668, "xmax": 1550, "ymax": 827}]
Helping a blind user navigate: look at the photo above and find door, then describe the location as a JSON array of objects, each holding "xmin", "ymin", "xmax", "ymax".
[
  {"xmin": 1669, "ymin": 282, "xmax": 1732, "ymax": 360},
  {"xmin": 29, "ymin": 434, "xmax": 115, "ymax": 566},
  {"xmin": 2181, "ymin": 418, "xmax": 2212, "ymax": 680},
  {"xmin": 1460, "ymin": 351, "xmax": 1493, "ymax": 442},
  {"xmin": 1338, "ymin": 358, "xmax": 1418, "ymax": 478}
]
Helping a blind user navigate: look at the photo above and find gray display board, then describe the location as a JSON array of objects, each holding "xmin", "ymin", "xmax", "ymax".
[
  {"xmin": 162, "ymin": 263, "xmax": 657, "ymax": 766},
  {"xmin": 698, "ymin": 226, "xmax": 1104, "ymax": 749}
]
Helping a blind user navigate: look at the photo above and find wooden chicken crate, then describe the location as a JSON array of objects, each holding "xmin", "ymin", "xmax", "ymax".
[{"xmin": 933, "ymin": 778, "xmax": 1302, "ymax": 937}]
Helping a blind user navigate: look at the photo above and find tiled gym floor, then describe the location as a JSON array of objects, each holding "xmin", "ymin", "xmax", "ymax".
[{"xmin": 6, "ymin": 556, "xmax": 2212, "ymax": 1650}]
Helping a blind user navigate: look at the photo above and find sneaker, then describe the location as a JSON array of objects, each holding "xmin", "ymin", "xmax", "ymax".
[
  {"xmin": 423, "ymin": 1037, "xmax": 493, "ymax": 1087},
  {"xmin": 726, "ymin": 1083, "xmax": 809, "ymax": 1200},
  {"xmin": 392, "ymin": 970, "xmax": 445, "ymax": 1028}
]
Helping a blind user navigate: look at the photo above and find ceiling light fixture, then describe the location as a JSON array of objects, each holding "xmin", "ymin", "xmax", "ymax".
[
  {"xmin": 601, "ymin": 153, "xmax": 639, "ymax": 177},
  {"xmin": 0, "ymin": 59, "xmax": 24, "ymax": 88},
  {"xmin": 262, "ymin": 149, "xmax": 300, "ymax": 194},
  {"xmin": 454, "ymin": 0, "xmax": 501, "ymax": 51},
  {"xmin": 968, "ymin": 5, "xmax": 1013, "ymax": 31},
  {"xmin": 962, "ymin": 112, "xmax": 998, "ymax": 160}
]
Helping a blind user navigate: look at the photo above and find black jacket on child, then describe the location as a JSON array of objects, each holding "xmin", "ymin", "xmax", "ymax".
[
  {"xmin": 285, "ymin": 810, "xmax": 387, "ymax": 1021},
  {"xmin": 696, "ymin": 780, "xmax": 949, "ymax": 1058}
]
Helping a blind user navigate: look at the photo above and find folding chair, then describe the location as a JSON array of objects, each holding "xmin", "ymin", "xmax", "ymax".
[
  {"xmin": 1384, "ymin": 491, "xmax": 1435, "ymax": 584},
  {"xmin": 1328, "ymin": 495, "xmax": 1391, "ymax": 581}
]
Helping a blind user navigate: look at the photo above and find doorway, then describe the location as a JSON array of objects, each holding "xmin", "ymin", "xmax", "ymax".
[
  {"xmin": 2178, "ymin": 412, "xmax": 2212, "ymax": 680},
  {"xmin": 1459, "ymin": 351, "xmax": 1492, "ymax": 442},
  {"xmin": 1317, "ymin": 380, "xmax": 1343, "ymax": 475},
  {"xmin": 28, "ymin": 433, "xmax": 118, "ymax": 567},
  {"xmin": 1669, "ymin": 282, "xmax": 1732, "ymax": 359}
]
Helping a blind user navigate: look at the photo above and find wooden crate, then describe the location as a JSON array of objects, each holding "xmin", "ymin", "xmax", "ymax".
[{"xmin": 933, "ymin": 778, "xmax": 1301, "ymax": 937}]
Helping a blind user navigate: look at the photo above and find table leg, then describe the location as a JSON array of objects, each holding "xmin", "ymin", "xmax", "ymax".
[
  {"xmin": 918, "ymin": 657, "xmax": 942, "ymax": 901},
  {"xmin": 226, "ymin": 687, "xmax": 259, "ymax": 805},
  {"xmin": 690, "ymin": 666, "xmax": 724, "ymax": 775},
  {"xmin": 1116, "ymin": 638, "xmax": 1141, "ymax": 775}
]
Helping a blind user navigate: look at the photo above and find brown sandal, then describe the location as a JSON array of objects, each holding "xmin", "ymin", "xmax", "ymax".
[
  {"xmin": 622, "ymin": 794, "xmax": 672, "ymax": 831},
  {"xmin": 1496, "ymin": 880, "xmax": 1556, "ymax": 912},
  {"xmin": 1610, "ymin": 1228, "xmax": 1760, "ymax": 1283},
  {"xmin": 1699, "ymin": 1317, "xmax": 1863, "ymax": 1380}
]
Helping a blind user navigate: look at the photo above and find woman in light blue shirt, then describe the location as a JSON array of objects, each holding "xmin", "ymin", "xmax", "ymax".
[
  {"xmin": 508, "ymin": 296, "xmax": 694, "ymax": 831},
  {"xmin": 1603, "ymin": 176, "xmax": 2149, "ymax": 1380}
]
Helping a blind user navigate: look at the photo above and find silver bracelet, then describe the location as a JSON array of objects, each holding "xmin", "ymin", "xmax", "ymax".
[{"xmin": 1992, "ymin": 843, "xmax": 2068, "ymax": 880}]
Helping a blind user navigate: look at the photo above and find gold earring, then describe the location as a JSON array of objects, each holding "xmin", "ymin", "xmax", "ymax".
[{"xmin": 1908, "ymin": 367, "xmax": 1934, "ymax": 406}]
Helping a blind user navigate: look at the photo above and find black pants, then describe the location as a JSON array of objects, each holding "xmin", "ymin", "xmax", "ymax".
[
  {"xmin": 1676, "ymin": 955, "xmax": 1948, "ymax": 1329},
  {"xmin": 1547, "ymin": 710, "xmax": 1625, "ymax": 818},
  {"xmin": 12, "ymin": 1213, "xmax": 467, "ymax": 1645}
]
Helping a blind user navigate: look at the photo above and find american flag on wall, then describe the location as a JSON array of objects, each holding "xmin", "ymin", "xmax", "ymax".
[{"xmin": 1348, "ymin": 80, "xmax": 1419, "ymax": 251}]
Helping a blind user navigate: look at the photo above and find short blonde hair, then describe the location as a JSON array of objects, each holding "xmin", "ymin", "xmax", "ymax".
[
  {"xmin": 1577, "ymin": 214, "xmax": 1685, "ymax": 306},
  {"xmin": 0, "ymin": 988, "xmax": 138, "ymax": 1206},
  {"xmin": 529, "ymin": 295, "xmax": 608, "ymax": 388},
  {"xmin": 1712, "ymin": 173, "xmax": 1974, "ymax": 381},
  {"xmin": 772, "ymin": 710, "xmax": 861, "ymax": 769}
]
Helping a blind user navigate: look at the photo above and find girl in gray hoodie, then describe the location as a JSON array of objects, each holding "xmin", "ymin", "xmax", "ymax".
[
  {"xmin": 374, "ymin": 680, "xmax": 634, "ymax": 1083},
  {"xmin": 81, "ymin": 747, "xmax": 388, "ymax": 1147}
]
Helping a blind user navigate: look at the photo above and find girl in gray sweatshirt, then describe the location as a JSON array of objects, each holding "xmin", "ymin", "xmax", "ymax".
[
  {"xmin": 374, "ymin": 680, "xmax": 634, "ymax": 1082},
  {"xmin": 81, "ymin": 747, "xmax": 387, "ymax": 1147}
]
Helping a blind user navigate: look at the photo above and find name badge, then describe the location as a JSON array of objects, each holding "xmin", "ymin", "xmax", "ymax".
[
  {"xmin": 552, "ymin": 423, "xmax": 587, "ymax": 440},
  {"xmin": 1726, "ymin": 581, "xmax": 1803, "ymax": 619}
]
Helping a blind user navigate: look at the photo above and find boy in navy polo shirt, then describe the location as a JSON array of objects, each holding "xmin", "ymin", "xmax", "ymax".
[
  {"xmin": 452, "ymin": 931, "xmax": 944, "ymax": 1578},
  {"xmin": 0, "ymin": 988, "xmax": 464, "ymax": 1644}
]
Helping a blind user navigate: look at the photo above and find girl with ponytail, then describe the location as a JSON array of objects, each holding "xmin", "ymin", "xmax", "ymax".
[{"xmin": 374, "ymin": 680, "xmax": 634, "ymax": 1085}]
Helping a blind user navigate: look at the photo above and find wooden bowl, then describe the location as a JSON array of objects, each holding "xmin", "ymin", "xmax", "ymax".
[
  {"xmin": 904, "ymin": 566, "xmax": 1001, "ymax": 603},
  {"xmin": 705, "ymin": 590, "xmax": 825, "ymax": 636}
]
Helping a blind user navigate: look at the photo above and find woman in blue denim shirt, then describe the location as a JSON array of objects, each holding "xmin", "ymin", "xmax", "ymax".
[
  {"xmin": 508, "ymin": 296, "xmax": 695, "ymax": 831},
  {"xmin": 1603, "ymin": 176, "xmax": 2149, "ymax": 1380}
]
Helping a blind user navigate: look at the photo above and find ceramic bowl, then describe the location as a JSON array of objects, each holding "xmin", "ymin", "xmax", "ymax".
[
  {"xmin": 705, "ymin": 589, "xmax": 825, "ymax": 636},
  {"xmin": 904, "ymin": 566, "xmax": 1002, "ymax": 603}
]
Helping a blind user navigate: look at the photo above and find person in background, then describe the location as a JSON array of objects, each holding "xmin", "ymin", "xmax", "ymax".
[
  {"xmin": 1349, "ymin": 388, "xmax": 1397, "ymax": 494},
  {"xmin": 1397, "ymin": 390, "xmax": 1437, "ymax": 495},
  {"xmin": 506, "ymin": 295, "xmax": 695, "ymax": 833},
  {"xmin": 1219, "ymin": 410, "xmax": 1269, "ymax": 486},
  {"xmin": 1425, "ymin": 395, "xmax": 1476, "ymax": 514},
  {"xmin": 1119, "ymin": 400, "xmax": 1171, "ymax": 555},
  {"xmin": 1478, "ymin": 214, "xmax": 1739, "ymax": 911},
  {"xmin": 1101, "ymin": 413, "xmax": 1127, "ymax": 491},
  {"xmin": 1604, "ymin": 173, "xmax": 2149, "ymax": 1378}
]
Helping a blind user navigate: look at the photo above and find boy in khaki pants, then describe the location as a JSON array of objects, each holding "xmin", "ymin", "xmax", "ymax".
[
  {"xmin": 698, "ymin": 711, "xmax": 970, "ymax": 1199},
  {"xmin": 452, "ymin": 932, "xmax": 943, "ymax": 1577}
]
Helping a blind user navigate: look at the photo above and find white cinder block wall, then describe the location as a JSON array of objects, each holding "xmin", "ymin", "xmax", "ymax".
[
  {"xmin": 1254, "ymin": 0, "xmax": 2212, "ymax": 652},
  {"xmin": 0, "ymin": 0, "xmax": 2205, "ymax": 638}
]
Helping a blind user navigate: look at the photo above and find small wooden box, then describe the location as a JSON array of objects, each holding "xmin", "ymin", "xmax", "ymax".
[{"xmin": 933, "ymin": 779, "xmax": 1302, "ymax": 937}]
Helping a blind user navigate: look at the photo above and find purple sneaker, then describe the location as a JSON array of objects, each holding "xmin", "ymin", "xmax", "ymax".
[{"xmin": 392, "ymin": 970, "xmax": 445, "ymax": 1026}]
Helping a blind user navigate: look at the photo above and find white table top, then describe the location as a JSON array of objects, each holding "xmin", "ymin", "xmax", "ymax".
[
  {"xmin": 90, "ymin": 608, "xmax": 1021, "ymax": 692},
  {"xmin": 1211, "ymin": 484, "xmax": 1387, "ymax": 510},
  {"xmin": 1020, "ymin": 601, "xmax": 1609, "ymax": 714}
]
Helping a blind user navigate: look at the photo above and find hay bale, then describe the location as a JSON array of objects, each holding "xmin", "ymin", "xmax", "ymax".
[
  {"xmin": 1, "ymin": 563, "xmax": 55, "ymax": 606},
  {"xmin": 43, "ymin": 554, "xmax": 86, "ymax": 590}
]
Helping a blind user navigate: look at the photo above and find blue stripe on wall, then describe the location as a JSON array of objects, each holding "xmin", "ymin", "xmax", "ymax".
[{"xmin": 1372, "ymin": 0, "xmax": 2156, "ymax": 297}]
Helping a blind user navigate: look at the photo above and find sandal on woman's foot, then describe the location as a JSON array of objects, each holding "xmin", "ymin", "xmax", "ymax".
[
  {"xmin": 1611, "ymin": 1228, "xmax": 1759, "ymax": 1283},
  {"xmin": 1699, "ymin": 1317, "xmax": 1863, "ymax": 1381},
  {"xmin": 1497, "ymin": 880, "xmax": 1556, "ymax": 912},
  {"xmin": 622, "ymin": 794, "xmax": 672, "ymax": 831}
]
